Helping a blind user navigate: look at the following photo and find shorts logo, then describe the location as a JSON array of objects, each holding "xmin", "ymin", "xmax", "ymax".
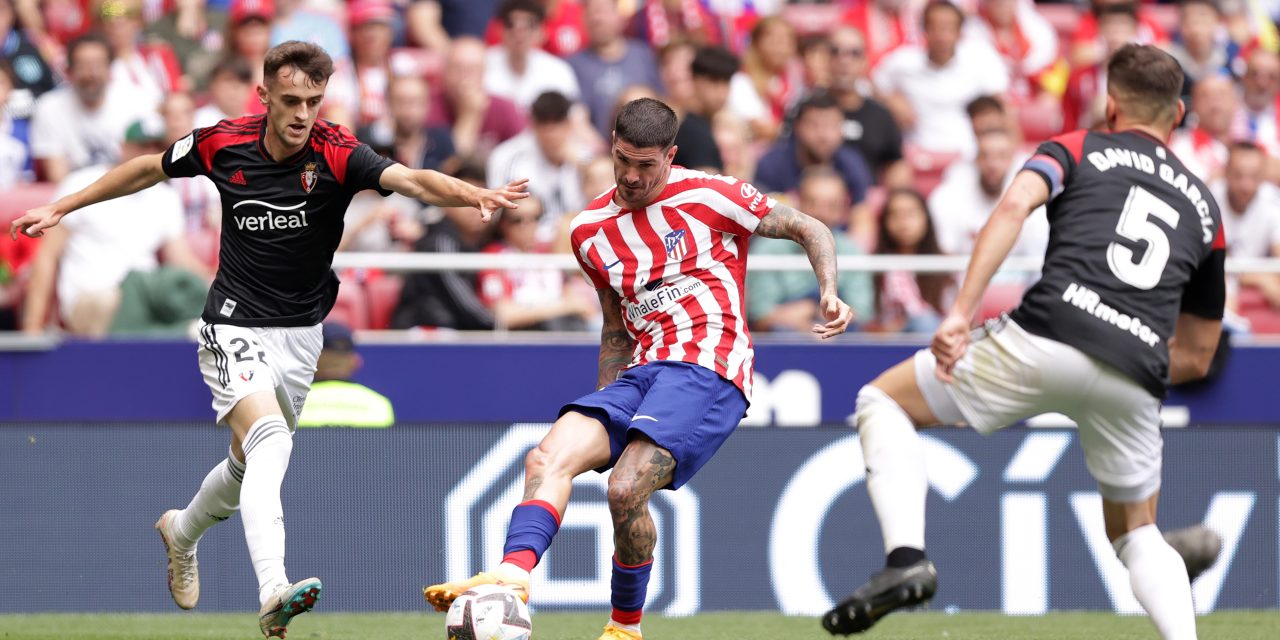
[
  {"xmin": 171, "ymin": 133, "xmax": 193, "ymax": 161},
  {"xmin": 664, "ymin": 229, "xmax": 687, "ymax": 261},
  {"xmin": 301, "ymin": 162, "xmax": 318, "ymax": 193},
  {"xmin": 239, "ymin": 370, "xmax": 254, "ymax": 382}
]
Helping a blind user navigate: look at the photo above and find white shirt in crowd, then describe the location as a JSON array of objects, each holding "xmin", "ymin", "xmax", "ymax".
[
  {"xmin": 928, "ymin": 160, "xmax": 1048, "ymax": 282},
  {"xmin": 54, "ymin": 164, "xmax": 183, "ymax": 319},
  {"xmin": 483, "ymin": 46, "xmax": 581, "ymax": 109},
  {"xmin": 486, "ymin": 130, "xmax": 584, "ymax": 244},
  {"xmin": 30, "ymin": 84, "xmax": 150, "ymax": 172},
  {"xmin": 1211, "ymin": 181, "xmax": 1280, "ymax": 260},
  {"xmin": 873, "ymin": 40, "xmax": 1009, "ymax": 157},
  {"xmin": 193, "ymin": 104, "xmax": 237, "ymax": 129}
]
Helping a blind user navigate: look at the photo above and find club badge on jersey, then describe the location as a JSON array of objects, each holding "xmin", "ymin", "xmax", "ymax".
[
  {"xmin": 665, "ymin": 228, "xmax": 687, "ymax": 261},
  {"xmin": 301, "ymin": 162, "xmax": 318, "ymax": 193}
]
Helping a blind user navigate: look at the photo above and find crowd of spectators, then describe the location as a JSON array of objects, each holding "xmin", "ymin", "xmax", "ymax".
[{"xmin": 2, "ymin": 0, "xmax": 1280, "ymax": 337}]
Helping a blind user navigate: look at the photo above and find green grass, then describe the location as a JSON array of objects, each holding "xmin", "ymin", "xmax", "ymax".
[{"xmin": 1, "ymin": 611, "xmax": 1277, "ymax": 640}]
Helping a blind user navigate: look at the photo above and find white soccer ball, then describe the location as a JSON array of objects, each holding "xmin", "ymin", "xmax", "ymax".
[{"xmin": 444, "ymin": 584, "xmax": 533, "ymax": 640}]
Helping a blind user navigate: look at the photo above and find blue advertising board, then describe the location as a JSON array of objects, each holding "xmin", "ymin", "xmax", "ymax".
[
  {"xmin": 0, "ymin": 340, "xmax": 1277, "ymax": 424},
  {"xmin": 1, "ymin": 424, "xmax": 1275, "ymax": 614}
]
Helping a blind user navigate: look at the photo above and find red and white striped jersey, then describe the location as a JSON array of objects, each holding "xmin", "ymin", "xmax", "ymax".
[{"xmin": 569, "ymin": 167, "xmax": 776, "ymax": 400}]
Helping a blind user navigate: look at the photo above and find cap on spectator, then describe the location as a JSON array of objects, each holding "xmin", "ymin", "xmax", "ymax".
[
  {"xmin": 231, "ymin": 0, "xmax": 275, "ymax": 24},
  {"xmin": 124, "ymin": 117, "xmax": 165, "ymax": 144},
  {"xmin": 322, "ymin": 322, "xmax": 356, "ymax": 353},
  {"xmin": 350, "ymin": 0, "xmax": 395, "ymax": 27}
]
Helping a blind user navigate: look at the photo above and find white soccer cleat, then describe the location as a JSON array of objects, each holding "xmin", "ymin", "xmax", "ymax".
[
  {"xmin": 258, "ymin": 577, "xmax": 322, "ymax": 638},
  {"xmin": 154, "ymin": 509, "xmax": 200, "ymax": 610}
]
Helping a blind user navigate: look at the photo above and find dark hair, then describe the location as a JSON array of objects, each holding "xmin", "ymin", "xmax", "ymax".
[
  {"xmin": 1179, "ymin": 0, "xmax": 1221, "ymax": 14},
  {"xmin": 922, "ymin": 1, "xmax": 965, "ymax": 28},
  {"xmin": 0, "ymin": 58, "xmax": 16, "ymax": 89},
  {"xmin": 263, "ymin": 41, "xmax": 335, "ymax": 86},
  {"xmin": 799, "ymin": 34, "xmax": 832, "ymax": 55},
  {"xmin": 1107, "ymin": 43, "xmax": 1184, "ymax": 126},
  {"xmin": 614, "ymin": 97, "xmax": 679, "ymax": 150},
  {"xmin": 691, "ymin": 46, "xmax": 739, "ymax": 82},
  {"xmin": 530, "ymin": 91, "xmax": 572, "ymax": 124},
  {"xmin": 875, "ymin": 188, "xmax": 949, "ymax": 313},
  {"xmin": 67, "ymin": 32, "xmax": 113, "ymax": 68},
  {"xmin": 1228, "ymin": 140, "xmax": 1265, "ymax": 157},
  {"xmin": 966, "ymin": 95, "xmax": 1005, "ymax": 120},
  {"xmin": 1093, "ymin": 1, "xmax": 1139, "ymax": 21},
  {"xmin": 794, "ymin": 89, "xmax": 841, "ymax": 121},
  {"xmin": 498, "ymin": 0, "xmax": 545, "ymax": 26},
  {"xmin": 450, "ymin": 158, "xmax": 487, "ymax": 185},
  {"xmin": 210, "ymin": 56, "xmax": 253, "ymax": 85}
]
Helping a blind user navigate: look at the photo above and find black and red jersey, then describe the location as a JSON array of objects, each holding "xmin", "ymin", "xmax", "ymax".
[
  {"xmin": 1012, "ymin": 129, "xmax": 1226, "ymax": 397},
  {"xmin": 162, "ymin": 115, "xmax": 395, "ymax": 327}
]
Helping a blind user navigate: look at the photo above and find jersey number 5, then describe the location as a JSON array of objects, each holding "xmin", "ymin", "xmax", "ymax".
[{"xmin": 1107, "ymin": 185, "xmax": 1180, "ymax": 290}]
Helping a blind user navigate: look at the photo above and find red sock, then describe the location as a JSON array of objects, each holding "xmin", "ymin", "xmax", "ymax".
[{"xmin": 501, "ymin": 549, "xmax": 538, "ymax": 573}]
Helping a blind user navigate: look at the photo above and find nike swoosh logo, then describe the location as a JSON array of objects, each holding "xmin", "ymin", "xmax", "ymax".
[
  {"xmin": 632, "ymin": 415, "xmax": 659, "ymax": 422},
  {"xmin": 604, "ymin": 259, "xmax": 622, "ymax": 269}
]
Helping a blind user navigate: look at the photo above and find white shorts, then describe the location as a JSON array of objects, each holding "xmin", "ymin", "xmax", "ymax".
[
  {"xmin": 196, "ymin": 322, "xmax": 323, "ymax": 430},
  {"xmin": 914, "ymin": 317, "xmax": 1163, "ymax": 503}
]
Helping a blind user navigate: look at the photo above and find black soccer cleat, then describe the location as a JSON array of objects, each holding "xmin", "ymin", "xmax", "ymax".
[
  {"xmin": 1164, "ymin": 525, "xmax": 1223, "ymax": 583},
  {"xmin": 822, "ymin": 559, "xmax": 937, "ymax": 636}
]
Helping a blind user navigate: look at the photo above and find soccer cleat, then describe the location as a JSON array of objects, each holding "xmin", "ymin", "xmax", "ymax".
[
  {"xmin": 598, "ymin": 623, "xmax": 644, "ymax": 640},
  {"xmin": 423, "ymin": 571, "xmax": 530, "ymax": 612},
  {"xmin": 822, "ymin": 559, "xmax": 937, "ymax": 635},
  {"xmin": 258, "ymin": 577, "xmax": 322, "ymax": 638},
  {"xmin": 154, "ymin": 509, "xmax": 199, "ymax": 610},
  {"xmin": 1164, "ymin": 525, "xmax": 1223, "ymax": 582}
]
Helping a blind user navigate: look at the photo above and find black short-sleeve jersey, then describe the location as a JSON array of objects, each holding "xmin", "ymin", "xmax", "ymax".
[
  {"xmin": 1010, "ymin": 129, "xmax": 1226, "ymax": 398},
  {"xmin": 162, "ymin": 115, "xmax": 396, "ymax": 327}
]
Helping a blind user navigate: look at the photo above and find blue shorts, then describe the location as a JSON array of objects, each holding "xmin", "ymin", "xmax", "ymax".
[{"xmin": 559, "ymin": 361, "xmax": 748, "ymax": 490}]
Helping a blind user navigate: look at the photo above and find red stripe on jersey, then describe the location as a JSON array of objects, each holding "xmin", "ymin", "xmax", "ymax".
[
  {"xmin": 602, "ymin": 222, "xmax": 640, "ymax": 297},
  {"xmin": 686, "ymin": 235, "xmax": 744, "ymax": 380},
  {"xmin": 198, "ymin": 128, "xmax": 257, "ymax": 174},
  {"xmin": 581, "ymin": 243, "xmax": 611, "ymax": 289},
  {"xmin": 586, "ymin": 189, "xmax": 616, "ymax": 212},
  {"xmin": 663, "ymin": 208, "xmax": 707, "ymax": 364},
  {"xmin": 631, "ymin": 211, "xmax": 671, "ymax": 293},
  {"xmin": 1212, "ymin": 222, "xmax": 1226, "ymax": 250},
  {"xmin": 1050, "ymin": 129, "xmax": 1089, "ymax": 164},
  {"xmin": 677, "ymin": 201, "xmax": 754, "ymax": 237},
  {"xmin": 653, "ymin": 173, "xmax": 768, "ymax": 218},
  {"xmin": 310, "ymin": 121, "xmax": 361, "ymax": 186}
]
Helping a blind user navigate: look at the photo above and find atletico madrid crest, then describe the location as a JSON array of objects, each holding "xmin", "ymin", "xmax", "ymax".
[{"xmin": 301, "ymin": 162, "xmax": 318, "ymax": 193}]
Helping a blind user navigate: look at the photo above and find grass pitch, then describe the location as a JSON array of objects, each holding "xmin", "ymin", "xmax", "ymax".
[{"xmin": 0, "ymin": 611, "xmax": 1276, "ymax": 640}]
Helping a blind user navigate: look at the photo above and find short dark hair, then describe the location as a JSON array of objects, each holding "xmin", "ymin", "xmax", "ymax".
[
  {"xmin": 922, "ymin": 1, "xmax": 965, "ymax": 28},
  {"xmin": 1094, "ymin": 1, "xmax": 1139, "ymax": 21},
  {"xmin": 67, "ymin": 32, "xmax": 112, "ymax": 68},
  {"xmin": 966, "ymin": 95, "xmax": 1005, "ymax": 120},
  {"xmin": 794, "ymin": 89, "xmax": 841, "ymax": 121},
  {"xmin": 691, "ymin": 46, "xmax": 739, "ymax": 82},
  {"xmin": 498, "ymin": 0, "xmax": 545, "ymax": 26},
  {"xmin": 211, "ymin": 56, "xmax": 253, "ymax": 85},
  {"xmin": 263, "ymin": 41, "xmax": 335, "ymax": 86},
  {"xmin": 450, "ymin": 158, "xmax": 487, "ymax": 185},
  {"xmin": 614, "ymin": 97, "xmax": 678, "ymax": 150},
  {"xmin": 1179, "ymin": 0, "xmax": 1221, "ymax": 14},
  {"xmin": 1107, "ymin": 43, "xmax": 1184, "ymax": 126},
  {"xmin": 1228, "ymin": 140, "xmax": 1264, "ymax": 156},
  {"xmin": 530, "ymin": 91, "xmax": 572, "ymax": 124}
]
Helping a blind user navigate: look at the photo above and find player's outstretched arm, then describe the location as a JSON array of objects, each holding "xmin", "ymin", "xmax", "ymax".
[
  {"xmin": 755, "ymin": 203, "xmax": 853, "ymax": 339},
  {"xmin": 931, "ymin": 170, "xmax": 1048, "ymax": 381},
  {"xmin": 377, "ymin": 163, "xmax": 529, "ymax": 222},
  {"xmin": 9, "ymin": 153, "xmax": 168, "ymax": 239},
  {"xmin": 1168, "ymin": 313, "xmax": 1222, "ymax": 384},
  {"xmin": 596, "ymin": 287, "xmax": 636, "ymax": 390}
]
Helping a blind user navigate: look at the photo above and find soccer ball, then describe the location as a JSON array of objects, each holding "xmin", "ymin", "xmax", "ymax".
[{"xmin": 444, "ymin": 584, "xmax": 532, "ymax": 640}]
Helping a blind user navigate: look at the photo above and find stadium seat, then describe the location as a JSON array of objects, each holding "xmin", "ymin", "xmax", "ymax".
[
  {"xmin": 906, "ymin": 148, "xmax": 961, "ymax": 197},
  {"xmin": 1017, "ymin": 99, "xmax": 1064, "ymax": 144},
  {"xmin": 389, "ymin": 47, "xmax": 442, "ymax": 80},
  {"xmin": 326, "ymin": 282, "xmax": 370, "ymax": 330},
  {"xmin": 364, "ymin": 274, "xmax": 403, "ymax": 330},
  {"xmin": 1237, "ymin": 286, "xmax": 1280, "ymax": 334},
  {"xmin": 976, "ymin": 282, "xmax": 1026, "ymax": 322}
]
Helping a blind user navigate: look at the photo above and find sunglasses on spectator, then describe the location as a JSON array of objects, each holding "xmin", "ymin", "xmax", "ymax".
[{"xmin": 829, "ymin": 46, "xmax": 865, "ymax": 58}]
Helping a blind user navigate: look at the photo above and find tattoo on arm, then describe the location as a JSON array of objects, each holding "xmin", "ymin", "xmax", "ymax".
[
  {"xmin": 755, "ymin": 203, "xmax": 839, "ymax": 296},
  {"xmin": 597, "ymin": 288, "xmax": 636, "ymax": 389}
]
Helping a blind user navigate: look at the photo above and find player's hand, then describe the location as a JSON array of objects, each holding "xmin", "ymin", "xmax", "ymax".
[
  {"xmin": 9, "ymin": 204, "xmax": 64, "ymax": 240},
  {"xmin": 931, "ymin": 312, "xmax": 972, "ymax": 383},
  {"xmin": 475, "ymin": 179, "xmax": 530, "ymax": 223},
  {"xmin": 812, "ymin": 293, "xmax": 853, "ymax": 339}
]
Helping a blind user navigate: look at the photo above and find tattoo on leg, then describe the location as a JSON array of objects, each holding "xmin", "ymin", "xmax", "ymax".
[
  {"xmin": 523, "ymin": 476, "xmax": 544, "ymax": 501},
  {"xmin": 615, "ymin": 503, "xmax": 658, "ymax": 566}
]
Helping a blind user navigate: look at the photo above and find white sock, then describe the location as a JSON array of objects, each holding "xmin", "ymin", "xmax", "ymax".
[
  {"xmin": 608, "ymin": 619, "xmax": 642, "ymax": 633},
  {"xmin": 1114, "ymin": 524, "xmax": 1198, "ymax": 640},
  {"xmin": 856, "ymin": 385, "xmax": 928, "ymax": 554},
  {"xmin": 496, "ymin": 562, "xmax": 532, "ymax": 583},
  {"xmin": 240, "ymin": 415, "xmax": 294, "ymax": 606},
  {"xmin": 172, "ymin": 448, "xmax": 245, "ymax": 550}
]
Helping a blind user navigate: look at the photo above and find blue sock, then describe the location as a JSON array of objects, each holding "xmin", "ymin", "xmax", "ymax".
[
  {"xmin": 610, "ymin": 555, "xmax": 653, "ymax": 626},
  {"xmin": 501, "ymin": 500, "xmax": 561, "ymax": 572}
]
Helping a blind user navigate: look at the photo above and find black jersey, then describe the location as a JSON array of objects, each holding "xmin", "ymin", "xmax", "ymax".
[
  {"xmin": 1010, "ymin": 129, "xmax": 1226, "ymax": 398},
  {"xmin": 162, "ymin": 115, "xmax": 395, "ymax": 327}
]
